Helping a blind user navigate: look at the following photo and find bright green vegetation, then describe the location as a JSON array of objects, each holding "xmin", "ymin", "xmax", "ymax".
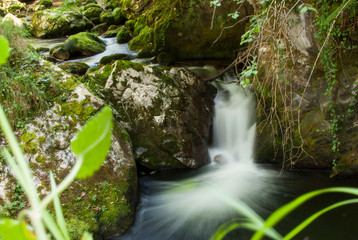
[
  {"xmin": 0, "ymin": 21, "xmax": 70, "ymax": 129},
  {"xmin": 0, "ymin": 95, "xmax": 114, "ymax": 240},
  {"xmin": 210, "ymin": 186, "xmax": 358, "ymax": 240}
]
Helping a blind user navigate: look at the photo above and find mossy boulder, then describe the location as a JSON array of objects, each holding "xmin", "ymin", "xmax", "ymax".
[
  {"xmin": 128, "ymin": 25, "xmax": 154, "ymax": 58},
  {"xmin": 85, "ymin": 60, "xmax": 213, "ymax": 170},
  {"xmin": 84, "ymin": 3, "xmax": 102, "ymax": 10},
  {"xmin": 51, "ymin": 32, "xmax": 106, "ymax": 60},
  {"xmin": 0, "ymin": 7, "xmax": 6, "ymax": 17},
  {"xmin": 34, "ymin": 0, "xmax": 53, "ymax": 9},
  {"xmin": 117, "ymin": 0, "xmax": 149, "ymax": 19},
  {"xmin": 91, "ymin": 23, "xmax": 109, "ymax": 35},
  {"xmin": 116, "ymin": 26, "xmax": 131, "ymax": 43},
  {"xmin": 102, "ymin": 29, "xmax": 119, "ymax": 38},
  {"xmin": 125, "ymin": 19, "xmax": 136, "ymax": 33},
  {"xmin": 112, "ymin": 7, "xmax": 126, "ymax": 25},
  {"xmin": 80, "ymin": 64, "xmax": 114, "ymax": 99},
  {"xmin": 50, "ymin": 45, "xmax": 70, "ymax": 60},
  {"xmin": 30, "ymin": 9, "xmax": 92, "ymax": 38},
  {"xmin": 99, "ymin": 53, "xmax": 129, "ymax": 65},
  {"xmin": 83, "ymin": 6, "xmax": 103, "ymax": 20},
  {"xmin": 5, "ymin": 1, "xmax": 26, "ymax": 14},
  {"xmin": 0, "ymin": 66, "xmax": 138, "ymax": 238},
  {"xmin": 100, "ymin": 11, "xmax": 115, "ymax": 25},
  {"xmin": 58, "ymin": 62, "xmax": 90, "ymax": 75},
  {"xmin": 124, "ymin": 0, "xmax": 252, "ymax": 60}
]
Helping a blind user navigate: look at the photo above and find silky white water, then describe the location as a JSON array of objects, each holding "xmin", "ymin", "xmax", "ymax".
[{"xmin": 116, "ymin": 74, "xmax": 279, "ymax": 240}]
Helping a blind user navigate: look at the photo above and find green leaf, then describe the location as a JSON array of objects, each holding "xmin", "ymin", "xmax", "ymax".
[
  {"xmin": 71, "ymin": 106, "xmax": 113, "ymax": 179},
  {"xmin": 0, "ymin": 219, "xmax": 36, "ymax": 240},
  {"xmin": 0, "ymin": 36, "xmax": 9, "ymax": 65}
]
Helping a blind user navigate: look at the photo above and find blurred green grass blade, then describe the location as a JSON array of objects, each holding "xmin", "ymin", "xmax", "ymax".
[
  {"xmin": 50, "ymin": 172, "xmax": 70, "ymax": 240},
  {"xmin": 211, "ymin": 219, "xmax": 258, "ymax": 240},
  {"xmin": 251, "ymin": 187, "xmax": 358, "ymax": 240},
  {"xmin": 283, "ymin": 199, "xmax": 358, "ymax": 240},
  {"xmin": 71, "ymin": 106, "xmax": 113, "ymax": 179}
]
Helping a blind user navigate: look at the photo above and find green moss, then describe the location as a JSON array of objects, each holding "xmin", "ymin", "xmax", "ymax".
[
  {"xmin": 57, "ymin": 99, "xmax": 96, "ymax": 123},
  {"xmin": 115, "ymin": 60, "xmax": 144, "ymax": 72},
  {"xmin": 83, "ymin": 7, "xmax": 103, "ymax": 19},
  {"xmin": 20, "ymin": 132, "xmax": 39, "ymax": 154},
  {"xmin": 60, "ymin": 77, "xmax": 77, "ymax": 92},
  {"xmin": 100, "ymin": 11, "xmax": 115, "ymax": 25},
  {"xmin": 125, "ymin": 20, "xmax": 136, "ymax": 33},
  {"xmin": 67, "ymin": 216, "xmax": 96, "ymax": 240},
  {"xmin": 20, "ymin": 132, "xmax": 37, "ymax": 143},
  {"xmin": 63, "ymin": 32, "xmax": 106, "ymax": 56},
  {"xmin": 116, "ymin": 27, "xmax": 132, "ymax": 44},
  {"xmin": 35, "ymin": 154, "xmax": 47, "ymax": 164},
  {"xmin": 129, "ymin": 25, "xmax": 154, "ymax": 55},
  {"xmin": 113, "ymin": 7, "xmax": 126, "ymax": 24},
  {"xmin": 38, "ymin": 136, "xmax": 46, "ymax": 145},
  {"xmin": 133, "ymin": 16, "xmax": 146, "ymax": 36}
]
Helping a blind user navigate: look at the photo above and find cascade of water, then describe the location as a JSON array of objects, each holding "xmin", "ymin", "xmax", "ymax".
[
  {"xmin": 210, "ymin": 74, "xmax": 256, "ymax": 164},
  {"xmin": 117, "ymin": 73, "xmax": 277, "ymax": 240}
]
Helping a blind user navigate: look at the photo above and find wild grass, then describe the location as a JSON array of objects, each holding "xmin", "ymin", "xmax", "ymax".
[{"xmin": 0, "ymin": 21, "xmax": 61, "ymax": 129}]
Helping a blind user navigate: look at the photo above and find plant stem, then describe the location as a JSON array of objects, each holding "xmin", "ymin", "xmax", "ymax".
[
  {"xmin": 40, "ymin": 156, "xmax": 83, "ymax": 209},
  {"xmin": 0, "ymin": 105, "xmax": 48, "ymax": 240}
]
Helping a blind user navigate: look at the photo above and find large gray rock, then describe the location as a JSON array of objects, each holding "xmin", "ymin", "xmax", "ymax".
[
  {"xmin": 0, "ymin": 65, "xmax": 137, "ymax": 239},
  {"xmin": 85, "ymin": 60, "xmax": 213, "ymax": 170},
  {"xmin": 30, "ymin": 9, "xmax": 92, "ymax": 38}
]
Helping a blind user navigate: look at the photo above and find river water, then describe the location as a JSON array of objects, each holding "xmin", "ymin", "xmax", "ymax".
[
  {"xmin": 27, "ymin": 36, "xmax": 358, "ymax": 239},
  {"xmin": 112, "ymin": 74, "xmax": 358, "ymax": 240}
]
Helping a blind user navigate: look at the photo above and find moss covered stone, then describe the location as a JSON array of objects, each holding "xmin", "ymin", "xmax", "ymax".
[
  {"xmin": 128, "ymin": 25, "xmax": 154, "ymax": 57},
  {"xmin": 99, "ymin": 53, "xmax": 130, "ymax": 65},
  {"xmin": 30, "ymin": 9, "xmax": 92, "ymax": 38},
  {"xmin": 58, "ymin": 62, "xmax": 90, "ymax": 76},
  {"xmin": 116, "ymin": 26, "xmax": 132, "ymax": 44},
  {"xmin": 83, "ymin": 6, "xmax": 103, "ymax": 19},
  {"xmin": 100, "ymin": 11, "xmax": 115, "ymax": 25},
  {"xmin": 103, "ymin": 62, "xmax": 213, "ymax": 170},
  {"xmin": 125, "ymin": 20, "xmax": 136, "ymax": 33},
  {"xmin": 20, "ymin": 132, "xmax": 39, "ymax": 154},
  {"xmin": 34, "ymin": 0, "xmax": 53, "ymax": 9},
  {"xmin": 113, "ymin": 7, "xmax": 126, "ymax": 24},
  {"xmin": 54, "ymin": 32, "xmax": 106, "ymax": 59}
]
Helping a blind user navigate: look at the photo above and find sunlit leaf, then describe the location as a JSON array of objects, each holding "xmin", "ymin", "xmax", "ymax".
[
  {"xmin": 71, "ymin": 106, "xmax": 113, "ymax": 179},
  {"xmin": 0, "ymin": 36, "xmax": 9, "ymax": 65},
  {"xmin": 0, "ymin": 219, "xmax": 36, "ymax": 240}
]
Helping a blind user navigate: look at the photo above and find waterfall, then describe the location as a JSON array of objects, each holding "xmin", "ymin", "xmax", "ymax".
[
  {"xmin": 210, "ymin": 74, "xmax": 256, "ymax": 164},
  {"xmin": 117, "ymin": 73, "xmax": 277, "ymax": 240}
]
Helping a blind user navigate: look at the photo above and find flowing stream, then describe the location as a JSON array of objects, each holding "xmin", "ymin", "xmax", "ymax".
[
  {"xmin": 25, "ymin": 34, "xmax": 358, "ymax": 238},
  {"xmin": 113, "ymin": 74, "xmax": 358, "ymax": 240}
]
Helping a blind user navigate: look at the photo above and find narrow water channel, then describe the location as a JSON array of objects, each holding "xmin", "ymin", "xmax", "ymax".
[{"xmin": 113, "ymin": 74, "xmax": 358, "ymax": 240}]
